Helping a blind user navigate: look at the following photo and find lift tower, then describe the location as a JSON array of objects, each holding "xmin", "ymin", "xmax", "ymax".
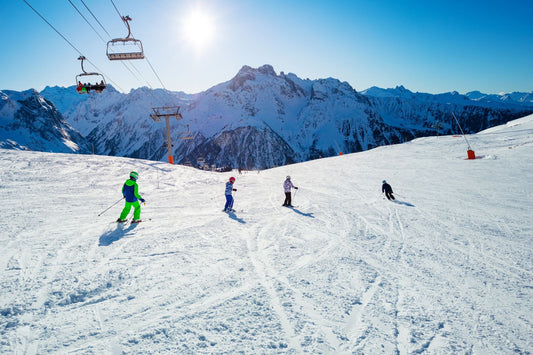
[{"xmin": 150, "ymin": 106, "xmax": 183, "ymax": 164}]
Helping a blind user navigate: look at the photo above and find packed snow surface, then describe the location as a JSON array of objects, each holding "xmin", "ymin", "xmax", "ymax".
[{"xmin": 1, "ymin": 115, "xmax": 532, "ymax": 354}]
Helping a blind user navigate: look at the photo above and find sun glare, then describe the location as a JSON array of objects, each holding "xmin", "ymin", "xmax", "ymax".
[{"xmin": 182, "ymin": 10, "xmax": 215, "ymax": 50}]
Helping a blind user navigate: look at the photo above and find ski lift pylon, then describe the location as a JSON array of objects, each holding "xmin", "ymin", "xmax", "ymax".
[
  {"xmin": 150, "ymin": 106, "xmax": 183, "ymax": 164},
  {"xmin": 75, "ymin": 56, "xmax": 106, "ymax": 94},
  {"xmin": 106, "ymin": 16, "xmax": 144, "ymax": 60}
]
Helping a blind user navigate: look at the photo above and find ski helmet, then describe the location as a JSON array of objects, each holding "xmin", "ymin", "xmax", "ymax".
[
  {"xmin": 382, "ymin": 180, "xmax": 386, "ymax": 183},
  {"xmin": 229, "ymin": 177, "xmax": 236, "ymax": 183},
  {"xmin": 286, "ymin": 175, "xmax": 291, "ymax": 179},
  {"xmin": 130, "ymin": 171, "xmax": 139, "ymax": 180}
]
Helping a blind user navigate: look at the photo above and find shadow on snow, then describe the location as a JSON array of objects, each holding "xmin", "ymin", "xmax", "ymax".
[
  {"xmin": 289, "ymin": 207, "xmax": 315, "ymax": 218},
  {"xmin": 393, "ymin": 200, "xmax": 415, "ymax": 207},
  {"xmin": 227, "ymin": 212, "xmax": 246, "ymax": 224},
  {"xmin": 99, "ymin": 223, "xmax": 139, "ymax": 246}
]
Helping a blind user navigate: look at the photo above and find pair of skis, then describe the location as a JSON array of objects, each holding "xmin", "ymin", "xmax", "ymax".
[{"xmin": 116, "ymin": 217, "xmax": 151, "ymax": 224}]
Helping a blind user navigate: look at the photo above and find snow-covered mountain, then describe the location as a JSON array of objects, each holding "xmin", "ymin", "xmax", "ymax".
[
  {"xmin": 361, "ymin": 86, "xmax": 533, "ymax": 107},
  {"xmin": 360, "ymin": 85, "xmax": 533, "ymax": 136},
  {"xmin": 1, "ymin": 114, "xmax": 532, "ymax": 353},
  {"xmin": 465, "ymin": 90, "xmax": 533, "ymax": 105},
  {"xmin": 3, "ymin": 65, "xmax": 533, "ymax": 168},
  {"xmin": 0, "ymin": 89, "xmax": 90, "ymax": 153}
]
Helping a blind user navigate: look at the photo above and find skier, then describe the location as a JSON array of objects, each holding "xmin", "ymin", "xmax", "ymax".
[
  {"xmin": 382, "ymin": 180, "xmax": 395, "ymax": 201},
  {"xmin": 282, "ymin": 176, "xmax": 298, "ymax": 207},
  {"xmin": 117, "ymin": 171, "xmax": 145, "ymax": 223},
  {"xmin": 223, "ymin": 177, "xmax": 237, "ymax": 212}
]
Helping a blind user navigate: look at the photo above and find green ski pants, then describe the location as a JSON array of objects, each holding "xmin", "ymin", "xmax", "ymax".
[{"xmin": 119, "ymin": 200, "xmax": 141, "ymax": 220}]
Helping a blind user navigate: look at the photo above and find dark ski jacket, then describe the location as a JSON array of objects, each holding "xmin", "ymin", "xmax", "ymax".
[
  {"xmin": 122, "ymin": 178, "xmax": 143, "ymax": 203},
  {"xmin": 382, "ymin": 183, "xmax": 393, "ymax": 194}
]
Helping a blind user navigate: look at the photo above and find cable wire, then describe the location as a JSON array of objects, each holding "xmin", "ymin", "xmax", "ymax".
[
  {"xmin": 107, "ymin": 0, "xmax": 174, "ymax": 104},
  {"xmin": 67, "ymin": 0, "xmax": 107, "ymax": 44},
  {"xmin": 76, "ymin": 0, "xmax": 144, "ymax": 84},
  {"xmin": 21, "ymin": 0, "xmax": 123, "ymax": 91},
  {"xmin": 73, "ymin": 0, "xmax": 154, "ymax": 89},
  {"xmin": 80, "ymin": 0, "xmax": 111, "ymax": 38},
  {"xmin": 144, "ymin": 55, "xmax": 167, "ymax": 90}
]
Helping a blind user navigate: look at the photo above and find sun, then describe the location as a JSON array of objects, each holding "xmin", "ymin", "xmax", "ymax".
[{"xmin": 182, "ymin": 10, "xmax": 215, "ymax": 50}]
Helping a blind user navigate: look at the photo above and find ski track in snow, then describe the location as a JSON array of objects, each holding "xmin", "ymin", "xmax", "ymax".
[{"xmin": 0, "ymin": 115, "xmax": 532, "ymax": 354}]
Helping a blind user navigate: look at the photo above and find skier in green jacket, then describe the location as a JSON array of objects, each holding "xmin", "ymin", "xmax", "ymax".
[{"xmin": 117, "ymin": 171, "xmax": 145, "ymax": 223}]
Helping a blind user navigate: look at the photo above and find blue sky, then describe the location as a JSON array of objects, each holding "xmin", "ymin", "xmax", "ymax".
[{"xmin": 1, "ymin": 0, "xmax": 532, "ymax": 94}]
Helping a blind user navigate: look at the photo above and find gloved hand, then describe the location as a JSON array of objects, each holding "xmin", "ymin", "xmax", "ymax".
[
  {"xmin": 233, "ymin": 188, "xmax": 237, "ymax": 191},
  {"xmin": 140, "ymin": 198, "xmax": 146, "ymax": 203},
  {"xmin": 295, "ymin": 187, "xmax": 299, "ymax": 189}
]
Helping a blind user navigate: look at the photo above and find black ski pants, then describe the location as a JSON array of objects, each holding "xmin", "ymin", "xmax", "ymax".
[{"xmin": 283, "ymin": 192, "xmax": 292, "ymax": 206}]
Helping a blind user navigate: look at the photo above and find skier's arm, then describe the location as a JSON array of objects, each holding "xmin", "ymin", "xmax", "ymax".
[{"xmin": 133, "ymin": 183, "xmax": 143, "ymax": 200}]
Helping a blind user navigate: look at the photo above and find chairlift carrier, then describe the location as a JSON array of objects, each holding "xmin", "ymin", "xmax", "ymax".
[
  {"xmin": 180, "ymin": 124, "xmax": 194, "ymax": 140},
  {"xmin": 107, "ymin": 15, "xmax": 144, "ymax": 60},
  {"xmin": 76, "ymin": 56, "xmax": 106, "ymax": 93}
]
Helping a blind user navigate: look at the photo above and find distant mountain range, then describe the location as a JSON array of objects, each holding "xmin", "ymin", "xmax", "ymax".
[
  {"xmin": 1, "ymin": 65, "xmax": 532, "ymax": 169},
  {"xmin": 0, "ymin": 89, "xmax": 89, "ymax": 152}
]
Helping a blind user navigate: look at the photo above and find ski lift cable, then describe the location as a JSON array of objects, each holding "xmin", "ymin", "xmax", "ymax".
[
  {"xmin": 107, "ymin": 0, "xmax": 166, "ymax": 89},
  {"xmin": 109, "ymin": 0, "xmax": 135, "ymax": 36},
  {"xmin": 22, "ymin": 0, "xmax": 81, "ymax": 56},
  {"xmin": 80, "ymin": 0, "xmax": 111, "ymax": 38},
  {"xmin": 108, "ymin": 2, "xmax": 194, "ymax": 141},
  {"xmin": 84, "ymin": 0, "xmax": 183, "ymax": 120},
  {"xmin": 75, "ymin": 0, "xmax": 156, "ymax": 90},
  {"xmin": 73, "ymin": 2, "xmax": 142, "ymax": 88},
  {"xmin": 67, "ymin": 0, "xmax": 107, "ymax": 44},
  {"xmin": 21, "ymin": 0, "xmax": 124, "ymax": 92},
  {"xmin": 107, "ymin": 0, "xmax": 172, "ymax": 101},
  {"xmin": 73, "ymin": 0, "xmax": 146, "ymax": 86},
  {"xmin": 144, "ymin": 55, "xmax": 167, "ymax": 91}
]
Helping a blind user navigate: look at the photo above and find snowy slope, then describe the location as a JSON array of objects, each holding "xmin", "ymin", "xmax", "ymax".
[{"xmin": 0, "ymin": 114, "xmax": 532, "ymax": 354}]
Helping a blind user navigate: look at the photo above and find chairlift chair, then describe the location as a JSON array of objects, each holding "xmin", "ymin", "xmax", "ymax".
[
  {"xmin": 76, "ymin": 56, "xmax": 106, "ymax": 94},
  {"xmin": 107, "ymin": 16, "xmax": 144, "ymax": 60},
  {"xmin": 180, "ymin": 125, "xmax": 194, "ymax": 140}
]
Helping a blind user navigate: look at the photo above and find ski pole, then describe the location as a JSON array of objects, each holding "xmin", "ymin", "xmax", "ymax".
[
  {"xmin": 293, "ymin": 188, "xmax": 298, "ymax": 201},
  {"xmin": 98, "ymin": 197, "xmax": 124, "ymax": 216}
]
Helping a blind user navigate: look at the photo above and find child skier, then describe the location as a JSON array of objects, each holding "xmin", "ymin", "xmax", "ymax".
[
  {"xmin": 223, "ymin": 177, "xmax": 237, "ymax": 212},
  {"xmin": 382, "ymin": 180, "xmax": 395, "ymax": 201},
  {"xmin": 282, "ymin": 176, "xmax": 298, "ymax": 207},
  {"xmin": 117, "ymin": 171, "xmax": 145, "ymax": 223}
]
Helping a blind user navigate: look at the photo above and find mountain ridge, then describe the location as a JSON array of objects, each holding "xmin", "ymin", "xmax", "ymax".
[{"xmin": 2, "ymin": 65, "xmax": 532, "ymax": 168}]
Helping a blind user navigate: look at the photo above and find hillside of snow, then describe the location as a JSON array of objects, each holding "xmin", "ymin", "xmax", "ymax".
[{"xmin": 0, "ymin": 114, "xmax": 532, "ymax": 354}]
